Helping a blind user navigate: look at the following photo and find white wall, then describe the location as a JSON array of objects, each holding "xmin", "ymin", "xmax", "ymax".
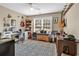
[
  {"xmin": 64, "ymin": 3, "xmax": 79, "ymax": 39},
  {"xmin": 0, "ymin": 5, "xmax": 25, "ymax": 32}
]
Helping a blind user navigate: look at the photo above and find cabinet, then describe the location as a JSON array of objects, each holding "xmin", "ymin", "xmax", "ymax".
[
  {"xmin": 0, "ymin": 40, "xmax": 14, "ymax": 56},
  {"xmin": 63, "ymin": 40, "xmax": 76, "ymax": 56},
  {"xmin": 56, "ymin": 39, "xmax": 77, "ymax": 56}
]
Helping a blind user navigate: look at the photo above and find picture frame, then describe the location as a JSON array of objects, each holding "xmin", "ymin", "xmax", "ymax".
[
  {"xmin": 53, "ymin": 17, "xmax": 59, "ymax": 24},
  {"xmin": 11, "ymin": 19, "xmax": 16, "ymax": 26}
]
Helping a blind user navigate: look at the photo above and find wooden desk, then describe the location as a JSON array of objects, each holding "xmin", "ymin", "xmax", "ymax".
[
  {"xmin": 37, "ymin": 34, "xmax": 49, "ymax": 42},
  {"xmin": 56, "ymin": 39, "xmax": 63, "ymax": 56},
  {"xmin": 63, "ymin": 40, "xmax": 76, "ymax": 56},
  {"xmin": 56, "ymin": 39, "xmax": 77, "ymax": 56}
]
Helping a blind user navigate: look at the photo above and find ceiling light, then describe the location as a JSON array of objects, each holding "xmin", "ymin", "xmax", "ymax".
[{"xmin": 30, "ymin": 7, "xmax": 34, "ymax": 10}]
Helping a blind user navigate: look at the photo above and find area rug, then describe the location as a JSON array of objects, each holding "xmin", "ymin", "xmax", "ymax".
[{"xmin": 15, "ymin": 40, "xmax": 57, "ymax": 56}]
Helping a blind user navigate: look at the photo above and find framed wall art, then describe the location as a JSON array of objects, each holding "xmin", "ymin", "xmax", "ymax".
[
  {"xmin": 11, "ymin": 19, "xmax": 16, "ymax": 26},
  {"xmin": 53, "ymin": 17, "xmax": 59, "ymax": 24}
]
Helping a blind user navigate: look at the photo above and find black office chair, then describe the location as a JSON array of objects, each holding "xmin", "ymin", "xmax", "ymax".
[
  {"xmin": 32, "ymin": 32, "xmax": 37, "ymax": 40},
  {"xmin": 50, "ymin": 31, "xmax": 58, "ymax": 42}
]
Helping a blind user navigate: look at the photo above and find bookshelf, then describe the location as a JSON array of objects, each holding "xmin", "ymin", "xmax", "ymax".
[
  {"xmin": 35, "ymin": 19, "xmax": 42, "ymax": 32},
  {"xmin": 34, "ymin": 19, "xmax": 51, "ymax": 33},
  {"xmin": 43, "ymin": 19, "xmax": 51, "ymax": 29},
  {"xmin": 25, "ymin": 20, "xmax": 31, "ymax": 31}
]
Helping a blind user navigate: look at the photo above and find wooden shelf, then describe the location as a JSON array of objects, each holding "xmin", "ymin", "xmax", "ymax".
[{"xmin": 25, "ymin": 20, "xmax": 31, "ymax": 31}]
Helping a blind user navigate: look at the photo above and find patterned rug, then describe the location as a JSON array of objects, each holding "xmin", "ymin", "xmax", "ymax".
[{"xmin": 15, "ymin": 40, "xmax": 57, "ymax": 56}]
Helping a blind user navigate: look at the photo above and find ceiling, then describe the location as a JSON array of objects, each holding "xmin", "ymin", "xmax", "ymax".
[{"xmin": 0, "ymin": 3, "xmax": 66, "ymax": 16}]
